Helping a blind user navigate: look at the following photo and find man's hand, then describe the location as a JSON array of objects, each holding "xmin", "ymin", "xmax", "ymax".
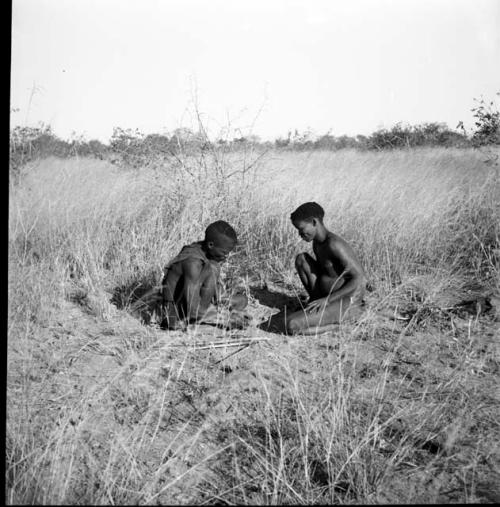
[
  {"xmin": 172, "ymin": 319, "xmax": 188, "ymax": 331},
  {"xmin": 306, "ymin": 297, "xmax": 329, "ymax": 313}
]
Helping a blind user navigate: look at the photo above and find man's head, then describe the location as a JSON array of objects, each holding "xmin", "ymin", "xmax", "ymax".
[
  {"xmin": 204, "ymin": 220, "xmax": 237, "ymax": 261},
  {"xmin": 290, "ymin": 202, "xmax": 325, "ymax": 242}
]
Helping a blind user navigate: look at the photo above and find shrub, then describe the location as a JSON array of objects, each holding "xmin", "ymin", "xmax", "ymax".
[{"xmin": 470, "ymin": 93, "xmax": 500, "ymax": 147}]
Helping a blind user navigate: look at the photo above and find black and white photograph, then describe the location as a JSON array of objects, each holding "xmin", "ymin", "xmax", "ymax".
[{"xmin": 8, "ymin": 0, "xmax": 500, "ymax": 503}]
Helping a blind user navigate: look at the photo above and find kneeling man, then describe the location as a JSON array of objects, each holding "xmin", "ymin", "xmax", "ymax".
[{"xmin": 286, "ymin": 202, "xmax": 367, "ymax": 335}]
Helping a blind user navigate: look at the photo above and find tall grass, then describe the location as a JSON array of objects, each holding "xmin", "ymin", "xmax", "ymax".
[
  {"xmin": 10, "ymin": 149, "xmax": 499, "ymax": 308},
  {"xmin": 7, "ymin": 147, "xmax": 500, "ymax": 504}
]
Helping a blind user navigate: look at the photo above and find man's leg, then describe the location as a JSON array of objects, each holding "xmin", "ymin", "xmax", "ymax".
[
  {"xmin": 161, "ymin": 265, "xmax": 221, "ymax": 329},
  {"xmin": 191, "ymin": 264, "xmax": 218, "ymax": 322},
  {"xmin": 199, "ymin": 266, "xmax": 217, "ymax": 307},
  {"xmin": 199, "ymin": 277, "xmax": 251, "ymax": 329},
  {"xmin": 160, "ymin": 301, "xmax": 186, "ymax": 330},
  {"xmin": 164, "ymin": 265, "xmax": 217, "ymax": 327},
  {"xmin": 160, "ymin": 268, "xmax": 187, "ymax": 329},
  {"xmin": 286, "ymin": 294, "xmax": 364, "ymax": 335},
  {"xmin": 295, "ymin": 253, "xmax": 323, "ymax": 299}
]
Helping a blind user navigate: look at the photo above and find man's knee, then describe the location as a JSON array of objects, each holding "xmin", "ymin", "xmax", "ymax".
[
  {"xmin": 200, "ymin": 268, "xmax": 217, "ymax": 301},
  {"xmin": 203, "ymin": 265, "xmax": 217, "ymax": 288},
  {"xmin": 295, "ymin": 252, "xmax": 309, "ymax": 271}
]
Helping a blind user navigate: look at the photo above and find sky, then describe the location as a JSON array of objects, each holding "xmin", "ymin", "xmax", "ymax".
[{"xmin": 10, "ymin": 0, "xmax": 500, "ymax": 142}]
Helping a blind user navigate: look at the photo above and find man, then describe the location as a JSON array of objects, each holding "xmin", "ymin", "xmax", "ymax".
[
  {"xmin": 161, "ymin": 220, "xmax": 248, "ymax": 330},
  {"xmin": 286, "ymin": 202, "xmax": 367, "ymax": 335}
]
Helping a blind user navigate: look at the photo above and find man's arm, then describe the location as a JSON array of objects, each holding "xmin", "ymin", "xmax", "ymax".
[
  {"xmin": 308, "ymin": 238, "xmax": 365, "ymax": 312},
  {"xmin": 325, "ymin": 238, "xmax": 365, "ymax": 303},
  {"xmin": 182, "ymin": 259, "xmax": 208, "ymax": 321}
]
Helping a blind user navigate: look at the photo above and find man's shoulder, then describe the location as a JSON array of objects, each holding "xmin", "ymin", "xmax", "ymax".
[
  {"xmin": 325, "ymin": 232, "xmax": 344, "ymax": 249},
  {"xmin": 180, "ymin": 256, "xmax": 205, "ymax": 274},
  {"xmin": 325, "ymin": 233, "xmax": 357, "ymax": 257},
  {"xmin": 181, "ymin": 256, "xmax": 205, "ymax": 267},
  {"xmin": 166, "ymin": 241, "xmax": 207, "ymax": 269}
]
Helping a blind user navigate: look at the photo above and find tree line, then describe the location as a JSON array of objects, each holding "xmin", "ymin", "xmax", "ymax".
[{"xmin": 9, "ymin": 94, "xmax": 500, "ymax": 174}]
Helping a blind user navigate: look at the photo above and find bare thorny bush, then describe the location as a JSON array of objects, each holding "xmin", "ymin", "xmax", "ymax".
[{"xmin": 8, "ymin": 105, "xmax": 274, "ymax": 332}]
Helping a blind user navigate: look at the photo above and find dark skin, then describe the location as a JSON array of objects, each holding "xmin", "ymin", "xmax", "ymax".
[
  {"xmin": 162, "ymin": 233, "xmax": 247, "ymax": 329},
  {"xmin": 286, "ymin": 217, "xmax": 367, "ymax": 335}
]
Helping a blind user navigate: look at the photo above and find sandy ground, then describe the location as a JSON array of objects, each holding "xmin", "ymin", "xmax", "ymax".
[{"xmin": 7, "ymin": 281, "xmax": 500, "ymax": 504}]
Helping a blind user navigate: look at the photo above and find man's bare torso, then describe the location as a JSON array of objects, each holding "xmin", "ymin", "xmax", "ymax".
[{"xmin": 313, "ymin": 232, "xmax": 366, "ymax": 284}]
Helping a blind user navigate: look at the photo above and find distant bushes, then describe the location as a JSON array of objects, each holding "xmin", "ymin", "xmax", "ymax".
[
  {"xmin": 8, "ymin": 124, "xmax": 218, "ymax": 176},
  {"xmin": 9, "ymin": 124, "xmax": 110, "ymax": 180},
  {"xmin": 275, "ymin": 122, "xmax": 470, "ymax": 151},
  {"xmin": 365, "ymin": 122, "xmax": 470, "ymax": 150},
  {"xmin": 8, "ymin": 121, "xmax": 471, "ymax": 174},
  {"xmin": 470, "ymin": 94, "xmax": 500, "ymax": 147},
  {"xmin": 108, "ymin": 127, "xmax": 210, "ymax": 166},
  {"xmin": 9, "ymin": 94, "xmax": 500, "ymax": 175},
  {"xmin": 273, "ymin": 93, "xmax": 500, "ymax": 151}
]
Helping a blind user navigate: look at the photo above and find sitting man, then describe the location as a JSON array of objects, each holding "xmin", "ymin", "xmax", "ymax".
[
  {"xmin": 160, "ymin": 220, "xmax": 248, "ymax": 330},
  {"xmin": 286, "ymin": 202, "xmax": 367, "ymax": 335}
]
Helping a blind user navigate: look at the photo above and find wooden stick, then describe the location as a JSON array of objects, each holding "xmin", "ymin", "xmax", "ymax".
[
  {"xmin": 194, "ymin": 336, "xmax": 269, "ymax": 345},
  {"xmin": 212, "ymin": 344, "xmax": 252, "ymax": 364},
  {"xmin": 191, "ymin": 337, "xmax": 246, "ymax": 346},
  {"xmin": 167, "ymin": 337, "xmax": 238, "ymax": 347},
  {"xmin": 190, "ymin": 338, "xmax": 270, "ymax": 350},
  {"xmin": 169, "ymin": 335, "xmax": 270, "ymax": 347},
  {"xmin": 193, "ymin": 339, "xmax": 270, "ymax": 350}
]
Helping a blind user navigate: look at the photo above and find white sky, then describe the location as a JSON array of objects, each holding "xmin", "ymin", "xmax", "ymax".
[{"xmin": 10, "ymin": 0, "xmax": 500, "ymax": 142}]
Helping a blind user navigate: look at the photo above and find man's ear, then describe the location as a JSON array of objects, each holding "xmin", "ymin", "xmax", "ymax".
[{"xmin": 311, "ymin": 218, "xmax": 317, "ymax": 226}]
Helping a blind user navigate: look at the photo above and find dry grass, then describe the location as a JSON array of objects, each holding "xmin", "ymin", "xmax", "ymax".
[{"xmin": 7, "ymin": 147, "xmax": 500, "ymax": 504}]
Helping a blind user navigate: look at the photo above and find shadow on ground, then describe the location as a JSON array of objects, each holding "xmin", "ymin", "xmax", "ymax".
[
  {"xmin": 110, "ymin": 280, "xmax": 308, "ymax": 333},
  {"xmin": 250, "ymin": 286, "xmax": 302, "ymax": 335},
  {"xmin": 111, "ymin": 275, "xmax": 163, "ymax": 325}
]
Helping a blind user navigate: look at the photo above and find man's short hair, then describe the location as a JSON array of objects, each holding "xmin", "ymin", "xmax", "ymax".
[
  {"xmin": 205, "ymin": 220, "xmax": 238, "ymax": 243},
  {"xmin": 290, "ymin": 202, "xmax": 325, "ymax": 223}
]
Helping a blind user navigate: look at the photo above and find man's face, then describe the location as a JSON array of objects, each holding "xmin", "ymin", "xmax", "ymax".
[
  {"xmin": 207, "ymin": 234, "xmax": 236, "ymax": 262},
  {"xmin": 292, "ymin": 219, "xmax": 317, "ymax": 242}
]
